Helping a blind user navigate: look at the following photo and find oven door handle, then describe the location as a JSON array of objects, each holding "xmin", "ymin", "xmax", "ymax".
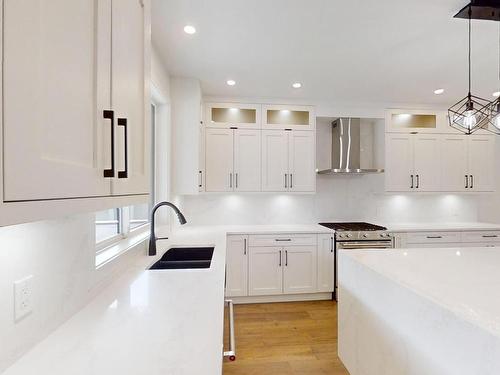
[{"xmin": 338, "ymin": 242, "xmax": 393, "ymax": 249}]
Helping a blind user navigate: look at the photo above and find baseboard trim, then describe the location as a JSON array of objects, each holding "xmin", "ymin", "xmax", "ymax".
[{"xmin": 229, "ymin": 292, "xmax": 333, "ymax": 304}]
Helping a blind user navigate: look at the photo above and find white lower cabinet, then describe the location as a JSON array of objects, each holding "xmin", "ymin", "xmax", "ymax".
[
  {"xmin": 317, "ymin": 234, "xmax": 335, "ymax": 292},
  {"xmin": 229, "ymin": 233, "xmax": 325, "ymax": 299},
  {"xmin": 282, "ymin": 246, "xmax": 317, "ymax": 294},
  {"xmin": 248, "ymin": 246, "xmax": 283, "ymax": 296},
  {"xmin": 397, "ymin": 230, "xmax": 500, "ymax": 249},
  {"xmin": 225, "ymin": 235, "xmax": 249, "ymax": 297}
]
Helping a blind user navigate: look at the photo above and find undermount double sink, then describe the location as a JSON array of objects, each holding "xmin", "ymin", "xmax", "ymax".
[{"xmin": 148, "ymin": 247, "xmax": 214, "ymax": 270}]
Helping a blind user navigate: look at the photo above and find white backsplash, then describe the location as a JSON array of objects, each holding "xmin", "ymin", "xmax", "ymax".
[{"xmin": 182, "ymin": 174, "xmax": 480, "ymax": 225}]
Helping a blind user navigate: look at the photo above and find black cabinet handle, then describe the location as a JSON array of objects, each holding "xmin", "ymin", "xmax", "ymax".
[
  {"xmin": 290, "ymin": 174, "xmax": 293, "ymax": 189},
  {"xmin": 470, "ymin": 175, "xmax": 473, "ymax": 189},
  {"xmin": 410, "ymin": 175, "xmax": 414, "ymax": 189},
  {"xmin": 285, "ymin": 250, "xmax": 288, "ymax": 266},
  {"xmin": 117, "ymin": 118, "xmax": 128, "ymax": 178},
  {"xmin": 279, "ymin": 250, "xmax": 282, "ymax": 267},
  {"xmin": 465, "ymin": 175, "xmax": 469, "ymax": 189},
  {"xmin": 103, "ymin": 110, "xmax": 115, "ymax": 177},
  {"xmin": 416, "ymin": 174, "xmax": 420, "ymax": 189}
]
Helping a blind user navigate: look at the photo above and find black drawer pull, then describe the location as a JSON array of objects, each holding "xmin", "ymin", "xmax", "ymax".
[
  {"xmin": 482, "ymin": 235, "xmax": 498, "ymax": 238},
  {"xmin": 117, "ymin": 118, "xmax": 128, "ymax": 179},
  {"xmin": 275, "ymin": 239, "xmax": 292, "ymax": 242},
  {"xmin": 103, "ymin": 110, "xmax": 115, "ymax": 177},
  {"xmin": 426, "ymin": 236, "xmax": 443, "ymax": 239}
]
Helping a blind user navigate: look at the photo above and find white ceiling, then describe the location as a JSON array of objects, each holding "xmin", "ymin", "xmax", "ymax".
[{"xmin": 152, "ymin": 0, "xmax": 500, "ymax": 108}]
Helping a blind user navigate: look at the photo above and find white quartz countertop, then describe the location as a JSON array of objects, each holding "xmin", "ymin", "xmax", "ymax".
[
  {"xmin": 341, "ymin": 246, "xmax": 500, "ymax": 338},
  {"xmin": 384, "ymin": 222, "xmax": 500, "ymax": 232},
  {"xmin": 1, "ymin": 224, "xmax": 332, "ymax": 375},
  {"xmin": 2, "ymin": 226, "xmax": 229, "ymax": 375}
]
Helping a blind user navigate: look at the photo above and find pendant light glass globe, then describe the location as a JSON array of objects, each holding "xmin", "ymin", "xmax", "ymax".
[{"xmin": 488, "ymin": 99, "xmax": 500, "ymax": 131}]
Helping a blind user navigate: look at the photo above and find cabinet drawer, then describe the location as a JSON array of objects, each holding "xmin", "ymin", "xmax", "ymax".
[
  {"xmin": 461, "ymin": 231, "xmax": 500, "ymax": 243},
  {"xmin": 249, "ymin": 234, "xmax": 317, "ymax": 247},
  {"xmin": 406, "ymin": 231, "xmax": 461, "ymax": 244}
]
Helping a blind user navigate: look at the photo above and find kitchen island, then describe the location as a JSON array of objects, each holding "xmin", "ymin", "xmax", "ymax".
[{"xmin": 338, "ymin": 247, "xmax": 500, "ymax": 375}]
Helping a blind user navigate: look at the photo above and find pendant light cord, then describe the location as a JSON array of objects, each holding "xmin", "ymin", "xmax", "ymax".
[{"xmin": 468, "ymin": 6, "xmax": 472, "ymax": 95}]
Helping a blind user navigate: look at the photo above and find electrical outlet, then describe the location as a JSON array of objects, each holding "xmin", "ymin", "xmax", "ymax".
[{"xmin": 14, "ymin": 275, "xmax": 33, "ymax": 322}]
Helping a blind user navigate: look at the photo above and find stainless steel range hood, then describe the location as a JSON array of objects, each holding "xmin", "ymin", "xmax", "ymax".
[{"xmin": 317, "ymin": 117, "xmax": 384, "ymax": 174}]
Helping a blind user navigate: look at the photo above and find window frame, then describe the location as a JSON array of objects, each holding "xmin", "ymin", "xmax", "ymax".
[{"xmin": 95, "ymin": 205, "xmax": 150, "ymax": 254}]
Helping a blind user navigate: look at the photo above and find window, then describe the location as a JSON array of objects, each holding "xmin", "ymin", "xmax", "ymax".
[
  {"xmin": 95, "ymin": 204, "xmax": 150, "ymax": 266},
  {"xmin": 95, "ymin": 208, "xmax": 121, "ymax": 244}
]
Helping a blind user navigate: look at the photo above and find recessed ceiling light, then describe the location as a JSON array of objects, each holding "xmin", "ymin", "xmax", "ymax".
[
  {"xmin": 493, "ymin": 91, "xmax": 500, "ymax": 98},
  {"xmin": 183, "ymin": 25, "xmax": 196, "ymax": 34},
  {"xmin": 292, "ymin": 82, "xmax": 302, "ymax": 89},
  {"xmin": 226, "ymin": 80, "xmax": 236, "ymax": 86},
  {"xmin": 434, "ymin": 88, "xmax": 444, "ymax": 95}
]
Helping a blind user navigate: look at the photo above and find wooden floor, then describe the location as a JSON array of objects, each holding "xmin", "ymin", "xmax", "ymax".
[{"xmin": 223, "ymin": 300, "xmax": 350, "ymax": 375}]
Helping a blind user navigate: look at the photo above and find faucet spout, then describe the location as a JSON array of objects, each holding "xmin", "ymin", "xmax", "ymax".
[{"xmin": 149, "ymin": 201, "xmax": 187, "ymax": 256}]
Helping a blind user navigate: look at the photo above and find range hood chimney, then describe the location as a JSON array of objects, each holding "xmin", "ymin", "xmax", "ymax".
[{"xmin": 317, "ymin": 117, "xmax": 384, "ymax": 174}]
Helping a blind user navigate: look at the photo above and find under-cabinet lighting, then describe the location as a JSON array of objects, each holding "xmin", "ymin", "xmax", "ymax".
[
  {"xmin": 226, "ymin": 80, "xmax": 236, "ymax": 86},
  {"xmin": 292, "ymin": 82, "xmax": 302, "ymax": 89},
  {"xmin": 434, "ymin": 88, "xmax": 445, "ymax": 95}
]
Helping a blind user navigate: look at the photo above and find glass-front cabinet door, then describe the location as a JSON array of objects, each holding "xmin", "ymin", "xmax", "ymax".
[
  {"xmin": 263, "ymin": 105, "xmax": 315, "ymax": 130},
  {"xmin": 205, "ymin": 103, "xmax": 261, "ymax": 129},
  {"xmin": 386, "ymin": 109, "xmax": 448, "ymax": 133}
]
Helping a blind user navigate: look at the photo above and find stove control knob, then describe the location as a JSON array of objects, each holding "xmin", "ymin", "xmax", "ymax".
[
  {"xmin": 337, "ymin": 234, "xmax": 344, "ymax": 238},
  {"xmin": 362, "ymin": 234, "xmax": 368, "ymax": 238},
  {"xmin": 380, "ymin": 233, "xmax": 386, "ymax": 238},
  {"xmin": 347, "ymin": 234, "xmax": 352, "ymax": 238}
]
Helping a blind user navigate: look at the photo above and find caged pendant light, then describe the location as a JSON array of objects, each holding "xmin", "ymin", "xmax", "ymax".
[
  {"xmin": 448, "ymin": 6, "xmax": 491, "ymax": 134},
  {"xmin": 487, "ymin": 23, "xmax": 500, "ymax": 133}
]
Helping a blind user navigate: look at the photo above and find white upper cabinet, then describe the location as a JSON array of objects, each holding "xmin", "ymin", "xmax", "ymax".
[
  {"xmin": 440, "ymin": 135, "xmax": 469, "ymax": 192},
  {"xmin": 233, "ymin": 129, "xmax": 261, "ymax": 192},
  {"xmin": 205, "ymin": 103, "xmax": 261, "ymax": 129},
  {"xmin": 263, "ymin": 105, "xmax": 315, "ymax": 130},
  {"xmin": 2, "ymin": 0, "xmax": 149, "ymax": 203},
  {"xmin": 205, "ymin": 128, "xmax": 261, "ymax": 192},
  {"xmin": 288, "ymin": 131, "xmax": 315, "ymax": 192},
  {"xmin": 467, "ymin": 136, "xmax": 495, "ymax": 192},
  {"xmin": 200, "ymin": 103, "xmax": 316, "ymax": 194},
  {"xmin": 111, "ymin": 0, "xmax": 149, "ymax": 195},
  {"xmin": 386, "ymin": 132, "xmax": 495, "ymax": 193},
  {"xmin": 262, "ymin": 130, "xmax": 289, "ymax": 192},
  {"xmin": 413, "ymin": 135, "xmax": 441, "ymax": 192},
  {"xmin": 385, "ymin": 134, "xmax": 414, "ymax": 192},
  {"xmin": 205, "ymin": 128, "xmax": 234, "ymax": 192},
  {"xmin": 262, "ymin": 130, "xmax": 315, "ymax": 192},
  {"xmin": 3, "ymin": 0, "xmax": 110, "ymax": 201}
]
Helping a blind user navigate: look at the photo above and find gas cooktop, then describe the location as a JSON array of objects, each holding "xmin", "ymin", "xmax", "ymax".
[{"xmin": 318, "ymin": 222, "xmax": 387, "ymax": 231}]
